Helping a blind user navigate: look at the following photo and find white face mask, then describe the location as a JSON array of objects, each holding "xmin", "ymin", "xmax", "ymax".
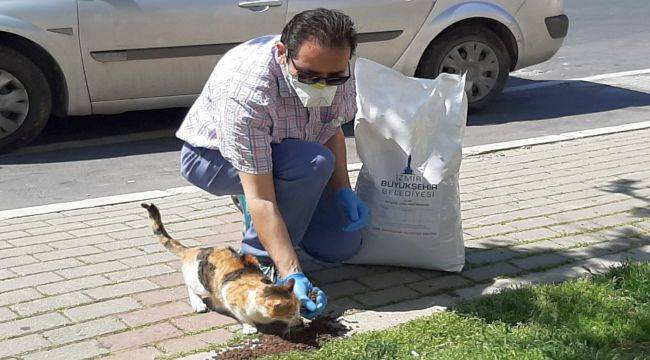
[{"xmin": 284, "ymin": 63, "xmax": 338, "ymax": 107}]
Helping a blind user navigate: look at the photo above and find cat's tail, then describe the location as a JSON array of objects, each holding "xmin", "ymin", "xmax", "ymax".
[{"xmin": 141, "ymin": 203, "xmax": 186, "ymax": 256}]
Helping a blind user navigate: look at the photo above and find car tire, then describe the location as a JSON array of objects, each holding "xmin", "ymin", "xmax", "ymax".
[
  {"xmin": 0, "ymin": 45, "xmax": 52, "ymax": 153},
  {"xmin": 415, "ymin": 25, "xmax": 511, "ymax": 111}
]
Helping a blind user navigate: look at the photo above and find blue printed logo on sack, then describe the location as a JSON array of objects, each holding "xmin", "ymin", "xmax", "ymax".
[
  {"xmin": 402, "ymin": 155, "xmax": 414, "ymax": 175},
  {"xmin": 379, "ymin": 154, "xmax": 437, "ymax": 198}
]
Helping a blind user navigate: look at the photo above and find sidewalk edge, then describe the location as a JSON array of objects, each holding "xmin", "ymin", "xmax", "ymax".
[
  {"xmin": 3, "ymin": 121, "xmax": 649, "ymax": 220},
  {"xmin": 462, "ymin": 120, "xmax": 650, "ymax": 157}
]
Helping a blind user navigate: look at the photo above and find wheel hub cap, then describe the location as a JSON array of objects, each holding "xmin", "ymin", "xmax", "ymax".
[
  {"xmin": 0, "ymin": 69, "xmax": 29, "ymax": 140},
  {"xmin": 438, "ymin": 41, "xmax": 500, "ymax": 103}
]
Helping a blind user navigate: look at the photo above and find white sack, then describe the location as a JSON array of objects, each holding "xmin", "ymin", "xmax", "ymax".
[{"xmin": 347, "ymin": 58, "xmax": 467, "ymax": 271}]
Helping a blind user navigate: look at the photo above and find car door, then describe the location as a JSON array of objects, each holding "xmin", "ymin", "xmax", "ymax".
[
  {"xmin": 287, "ymin": 1, "xmax": 434, "ymax": 67},
  {"xmin": 77, "ymin": 0, "xmax": 288, "ymax": 103}
]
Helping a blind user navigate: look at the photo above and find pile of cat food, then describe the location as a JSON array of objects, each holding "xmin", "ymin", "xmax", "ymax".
[{"xmin": 214, "ymin": 317, "xmax": 347, "ymax": 359}]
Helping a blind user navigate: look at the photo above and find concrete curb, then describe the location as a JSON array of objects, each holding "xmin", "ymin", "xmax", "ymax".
[{"xmin": 2, "ymin": 120, "xmax": 649, "ymax": 220}]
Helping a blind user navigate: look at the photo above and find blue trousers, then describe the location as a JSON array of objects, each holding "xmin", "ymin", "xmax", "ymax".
[{"xmin": 180, "ymin": 139, "xmax": 362, "ymax": 263}]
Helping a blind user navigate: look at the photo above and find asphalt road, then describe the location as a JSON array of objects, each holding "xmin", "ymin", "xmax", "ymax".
[{"xmin": 2, "ymin": 0, "xmax": 650, "ymax": 210}]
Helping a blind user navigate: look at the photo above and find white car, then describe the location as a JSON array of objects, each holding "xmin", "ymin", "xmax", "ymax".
[{"xmin": 0, "ymin": 0, "xmax": 567, "ymax": 151}]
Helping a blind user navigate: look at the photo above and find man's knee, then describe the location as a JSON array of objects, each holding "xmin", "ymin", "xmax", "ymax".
[
  {"xmin": 273, "ymin": 140, "xmax": 335, "ymax": 182},
  {"xmin": 302, "ymin": 231, "xmax": 362, "ymax": 263}
]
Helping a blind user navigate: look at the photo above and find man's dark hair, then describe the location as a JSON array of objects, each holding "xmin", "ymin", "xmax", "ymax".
[{"xmin": 281, "ymin": 8, "xmax": 357, "ymax": 59}]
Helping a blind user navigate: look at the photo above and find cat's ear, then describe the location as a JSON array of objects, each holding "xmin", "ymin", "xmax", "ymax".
[
  {"xmin": 280, "ymin": 278, "xmax": 295, "ymax": 292},
  {"xmin": 241, "ymin": 253, "xmax": 260, "ymax": 268}
]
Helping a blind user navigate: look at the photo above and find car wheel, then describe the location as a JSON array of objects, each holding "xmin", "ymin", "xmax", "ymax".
[
  {"xmin": 415, "ymin": 25, "xmax": 511, "ymax": 111},
  {"xmin": 0, "ymin": 45, "xmax": 52, "ymax": 153}
]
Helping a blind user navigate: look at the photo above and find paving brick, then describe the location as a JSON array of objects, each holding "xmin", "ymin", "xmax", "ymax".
[
  {"xmin": 69, "ymin": 223, "xmax": 130, "ymax": 237},
  {"xmin": 0, "ymin": 230, "xmax": 30, "ymax": 241},
  {"xmin": 353, "ymin": 285, "xmax": 420, "ymax": 308},
  {"xmin": 464, "ymin": 224, "xmax": 518, "ymax": 238},
  {"xmin": 465, "ymin": 248, "xmax": 519, "ymax": 265},
  {"xmin": 508, "ymin": 228, "xmax": 561, "ymax": 243},
  {"xmin": 547, "ymin": 220, "xmax": 603, "ymax": 235},
  {"xmin": 119, "ymin": 301, "xmax": 192, "ymax": 327},
  {"xmin": 0, "ymin": 334, "xmax": 50, "ymax": 357},
  {"xmin": 510, "ymin": 253, "xmax": 572, "ymax": 271},
  {"xmin": 0, "ymin": 244, "xmax": 52, "ymax": 259},
  {"xmin": 50, "ymin": 234, "xmax": 115, "ymax": 249},
  {"xmin": 324, "ymin": 297, "xmax": 364, "ymax": 317},
  {"xmin": 514, "ymin": 239, "xmax": 568, "ymax": 255},
  {"xmin": 407, "ymin": 274, "xmax": 472, "ymax": 294},
  {"xmin": 47, "ymin": 213, "xmax": 106, "ymax": 225},
  {"xmin": 84, "ymin": 214, "xmax": 144, "ymax": 227},
  {"xmin": 106, "ymin": 264, "xmax": 175, "ymax": 282},
  {"xmin": 133, "ymin": 285, "xmax": 187, "ymax": 306},
  {"xmin": 453, "ymin": 278, "xmax": 528, "ymax": 300},
  {"xmin": 356, "ymin": 270, "xmax": 423, "ymax": 290},
  {"xmin": 64, "ymin": 297, "xmax": 141, "ymax": 322},
  {"xmin": 409, "ymin": 268, "xmax": 448, "ymax": 279},
  {"xmin": 43, "ymin": 316, "xmax": 126, "ymax": 345},
  {"xmin": 626, "ymin": 245, "xmax": 650, "ymax": 262},
  {"xmin": 590, "ymin": 213, "xmax": 638, "ymax": 227},
  {"xmin": 0, "ymin": 307, "xmax": 17, "ymax": 322},
  {"xmin": 99, "ymin": 322, "xmax": 182, "ymax": 351},
  {"xmin": 85, "ymin": 279, "xmax": 159, "ymax": 300},
  {"xmin": 99, "ymin": 347, "xmax": 163, "ymax": 360},
  {"xmin": 505, "ymin": 216, "xmax": 558, "ymax": 230},
  {"xmin": 12, "ymin": 258, "xmax": 84, "ymax": 276},
  {"xmin": 11, "ymin": 292, "xmax": 93, "ymax": 316},
  {"xmin": 560, "ymin": 242, "xmax": 625, "ymax": 260},
  {"xmin": 375, "ymin": 293, "xmax": 459, "ymax": 312},
  {"xmin": 8, "ymin": 232, "xmax": 74, "ymax": 247},
  {"xmin": 0, "ymin": 269, "xmax": 15, "ymax": 280},
  {"xmin": 26, "ymin": 222, "xmax": 91, "ymax": 236},
  {"xmin": 96, "ymin": 236, "xmax": 157, "ymax": 251},
  {"xmin": 320, "ymin": 280, "xmax": 369, "ymax": 298},
  {"xmin": 23, "ymin": 339, "xmax": 109, "ymax": 360},
  {"xmin": 78, "ymin": 248, "xmax": 146, "ymax": 264},
  {"xmin": 311, "ymin": 265, "xmax": 388, "ymax": 284},
  {"xmin": 37, "ymin": 275, "xmax": 112, "ymax": 296},
  {"xmin": 0, "ymin": 312, "xmax": 69, "ymax": 339},
  {"xmin": 0, "ymin": 272, "xmax": 63, "ymax": 292},
  {"xmin": 157, "ymin": 329, "xmax": 233, "ymax": 354},
  {"xmin": 550, "ymin": 234, "xmax": 603, "ymax": 248},
  {"xmin": 108, "ymin": 227, "xmax": 154, "ymax": 240},
  {"xmin": 138, "ymin": 243, "xmax": 166, "ymax": 254},
  {"xmin": 149, "ymin": 272, "xmax": 185, "ymax": 287},
  {"xmin": 464, "ymin": 236, "xmax": 518, "ymax": 250},
  {"xmin": 170, "ymin": 312, "xmax": 237, "ymax": 333},
  {"xmin": 33, "ymin": 246, "xmax": 102, "ymax": 261},
  {"xmin": 2, "ymin": 254, "xmax": 37, "ymax": 268},
  {"xmin": 119, "ymin": 251, "xmax": 177, "ymax": 268},
  {"xmin": 516, "ymin": 262, "xmax": 590, "ymax": 286},
  {"xmin": 56, "ymin": 261, "xmax": 128, "ymax": 279},
  {"xmin": 0, "ymin": 287, "xmax": 42, "ymax": 307},
  {"xmin": 166, "ymin": 218, "xmax": 218, "ymax": 232},
  {"xmin": 461, "ymin": 262, "xmax": 523, "ymax": 282}
]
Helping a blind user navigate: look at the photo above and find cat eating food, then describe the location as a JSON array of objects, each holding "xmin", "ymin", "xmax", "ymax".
[{"xmin": 141, "ymin": 203, "xmax": 301, "ymax": 334}]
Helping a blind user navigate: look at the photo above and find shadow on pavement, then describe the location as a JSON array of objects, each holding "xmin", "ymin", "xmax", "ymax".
[
  {"xmin": 310, "ymin": 225, "xmax": 648, "ymax": 318},
  {"xmin": 470, "ymin": 77, "xmax": 650, "ymax": 125},
  {"xmin": 0, "ymin": 137, "xmax": 183, "ymax": 165}
]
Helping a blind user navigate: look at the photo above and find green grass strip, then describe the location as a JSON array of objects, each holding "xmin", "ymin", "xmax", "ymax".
[{"xmin": 270, "ymin": 262, "xmax": 649, "ymax": 360}]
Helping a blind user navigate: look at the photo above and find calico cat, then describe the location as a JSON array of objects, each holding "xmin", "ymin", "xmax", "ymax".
[{"xmin": 141, "ymin": 203, "xmax": 301, "ymax": 334}]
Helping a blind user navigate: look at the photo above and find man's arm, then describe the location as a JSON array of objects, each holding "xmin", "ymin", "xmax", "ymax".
[
  {"xmin": 238, "ymin": 172, "xmax": 301, "ymax": 279},
  {"xmin": 324, "ymin": 128, "xmax": 351, "ymax": 191}
]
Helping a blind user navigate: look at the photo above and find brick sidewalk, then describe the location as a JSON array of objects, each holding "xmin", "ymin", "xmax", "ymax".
[{"xmin": 1, "ymin": 129, "xmax": 649, "ymax": 360}]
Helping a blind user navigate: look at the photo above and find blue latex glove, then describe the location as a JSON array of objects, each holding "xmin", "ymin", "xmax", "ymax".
[
  {"xmin": 335, "ymin": 188, "xmax": 370, "ymax": 232},
  {"xmin": 278, "ymin": 272, "xmax": 327, "ymax": 319}
]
